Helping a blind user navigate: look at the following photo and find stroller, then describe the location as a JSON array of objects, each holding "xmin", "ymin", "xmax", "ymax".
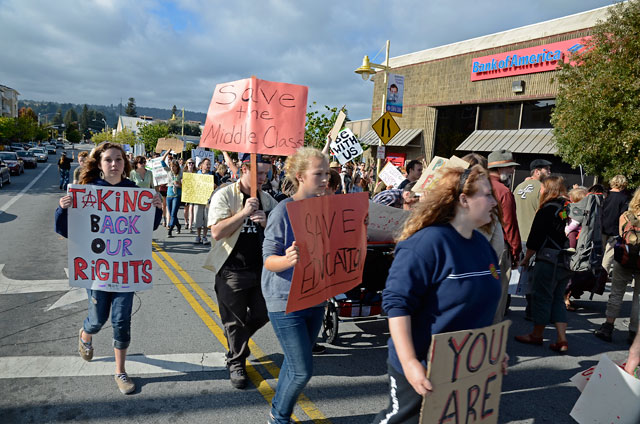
[{"xmin": 322, "ymin": 241, "xmax": 395, "ymax": 344}]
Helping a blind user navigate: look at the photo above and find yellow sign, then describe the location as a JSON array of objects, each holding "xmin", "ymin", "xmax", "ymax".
[
  {"xmin": 372, "ymin": 111, "xmax": 400, "ymax": 145},
  {"xmin": 181, "ymin": 173, "xmax": 215, "ymax": 205}
]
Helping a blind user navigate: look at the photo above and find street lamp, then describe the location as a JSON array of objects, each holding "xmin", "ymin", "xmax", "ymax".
[
  {"xmin": 354, "ymin": 40, "xmax": 391, "ymax": 185},
  {"xmin": 92, "ymin": 118, "xmax": 107, "ymax": 132}
]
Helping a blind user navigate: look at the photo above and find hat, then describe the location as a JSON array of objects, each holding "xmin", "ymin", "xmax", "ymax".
[
  {"xmin": 61, "ymin": 151, "xmax": 67, "ymax": 156},
  {"xmin": 239, "ymin": 153, "xmax": 271, "ymax": 164},
  {"xmin": 529, "ymin": 159, "xmax": 552, "ymax": 171},
  {"xmin": 487, "ymin": 150, "xmax": 519, "ymax": 169},
  {"xmin": 329, "ymin": 161, "xmax": 340, "ymax": 168}
]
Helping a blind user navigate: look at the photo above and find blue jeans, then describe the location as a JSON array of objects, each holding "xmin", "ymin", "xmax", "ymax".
[
  {"xmin": 59, "ymin": 169, "xmax": 69, "ymax": 189},
  {"xmin": 167, "ymin": 196, "xmax": 180, "ymax": 228},
  {"xmin": 84, "ymin": 289, "xmax": 134, "ymax": 349},
  {"xmin": 268, "ymin": 307, "xmax": 324, "ymax": 423}
]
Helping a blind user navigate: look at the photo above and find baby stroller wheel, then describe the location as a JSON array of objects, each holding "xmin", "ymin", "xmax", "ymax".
[{"xmin": 323, "ymin": 299, "xmax": 339, "ymax": 344}]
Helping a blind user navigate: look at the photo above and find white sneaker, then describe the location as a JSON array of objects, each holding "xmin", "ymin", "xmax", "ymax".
[{"xmin": 201, "ymin": 236, "xmax": 210, "ymax": 245}]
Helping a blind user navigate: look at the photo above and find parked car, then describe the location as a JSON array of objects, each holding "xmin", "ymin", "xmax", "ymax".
[
  {"xmin": 28, "ymin": 147, "xmax": 48, "ymax": 162},
  {"xmin": 9, "ymin": 143, "xmax": 23, "ymax": 152},
  {"xmin": 16, "ymin": 150, "xmax": 37, "ymax": 169},
  {"xmin": 44, "ymin": 144, "xmax": 57, "ymax": 154},
  {"xmin": 0, "ymin": 151, "xmax": 24, "ymax": 175},
  {"xmin": 0, "ymin": 160, "xmax": 10, "ymax": 188}
]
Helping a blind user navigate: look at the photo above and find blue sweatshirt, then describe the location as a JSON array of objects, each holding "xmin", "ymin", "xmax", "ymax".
[
  {"xmin": 383, "ymin": 223, "xmax": 501, "ymax": 375},
  {"xmin": 54, "ymin": 178, "xmax": 163, "ymax": 238}
]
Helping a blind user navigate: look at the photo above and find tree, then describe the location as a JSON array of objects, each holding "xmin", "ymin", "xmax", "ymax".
[
  {"xmin": 304, "ymin": 103, "xmax": 347, "ymax": 150},
  {"xmin": 18, "ymin": 107, "xmax": 38, "ymax": 122},
  {"xmin": 79, "ymin": 104, "xmax": 90, "ymax": 137},
  {"xmin": 137, "ymin": 122, "xmax": 169, "ymax": 152},
  {"xmin": 0, "ymin": 117, "xmax": 15, "ymax": 143},
  {"xmin": 171, "ymin": 105, "xmax": 178, "ymax": 119},
  {"xmin": 63, "ymin": 109, "xmax": 78, "ymax": 129},
  {"xmin": 125, "ymin": 97, "xmax": 137, "ymax": 117},
  {"xmin": 552, "ymin": 0, "xmax": 640, "ymax": 185},
  {"xmin": 52, "ymin": 108, "xmax": 63, "ymax": 125},
  {"xmin": 67, "ymin": 128, "xmax": 82, "ymax": 144},
  {"xmin": 91, "ymin": 130, "xmax": 113, "ymax": 145}
]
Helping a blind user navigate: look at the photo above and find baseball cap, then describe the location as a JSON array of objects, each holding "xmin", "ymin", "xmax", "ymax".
[
  {"xmin": 529, "ymin": 159, "xmax": 552, "ymax": 171},
  {"xmin": 239, "ymin": 153, "xmax": 271, "ymax": 164}
]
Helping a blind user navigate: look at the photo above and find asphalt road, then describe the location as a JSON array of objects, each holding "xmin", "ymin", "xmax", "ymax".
[{"xmin": 0, "ymin": 145, "xmax": 634, "ymax": 423}]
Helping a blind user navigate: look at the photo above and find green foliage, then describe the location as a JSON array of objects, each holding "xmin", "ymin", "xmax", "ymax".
[
  {"xmin": 79, "ymin": 105, "xmax": 90, "ymax": 137},
  {"xmin": 125, "ymin": 97, "xmax": 137, "ymax": 117},
  {"xmin": 304, "ymin": 103, "xmax": 347, "ymax": 149},
  {"xmin": 552, "ymin": 0, "xmax": 640, "ymax": 185},
  {"xmin": 91, "ymin": 130, "xmax": 113, "ymax": 145},
  {"xmin": 137, "ymin": 122, "xmax": 169, "ymax": 152},
  {"xmin": 52, "ymin": 108, "xmax": 63, "ymax": 125},
  {"xmin": 67, "ymin": 129, "xmax": 82, "ymax": 144},
  {"xmin": 171, "ymin": 105, "xmax": 178, "ymax": 118},
  {"xmin": 167, "ymin": 120, "xmax": 201, "ymax": 136},
  {"xmin": 18, "ymin": 107, "xmax": 38, "ymax": 122},
  {"xmin": 0, "ymin": 117, "xmax": 15, "ymax": 143},
  {"xmin": 63, "ymin": 109, "xmax": 78, "ymax": 129},
  {"xmin": 91, "ymin": 128, "xmax": 136, "ymax": 146}
]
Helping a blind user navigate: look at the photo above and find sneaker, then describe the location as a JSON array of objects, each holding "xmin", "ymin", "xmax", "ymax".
[
  {"xmin": 114, "ymin": 373, "xmax": 136, "ymax": 394},
  {"xmin": 594, "ymin": 322, "xmax": 614, "ymax": 342},
  {"xmin": 312, "ymin": 343, "xmax": 326, "ymax": 355},
  {"xmin": 201, "ymin": 236, "xmax": 210, "ymax": 245},
  {"xmin": 229, "ymin": 367, "xmax": 248, "ymax": 389},
  {"xmin": 78, "ymin": 328, "xmax": 93, "ymax": 361},
  {"xmin": 194, "ymin": 236, "xmax": 201, "ymax": 244}
]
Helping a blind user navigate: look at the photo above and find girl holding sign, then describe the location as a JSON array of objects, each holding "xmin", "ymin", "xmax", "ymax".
[
  {"xmin": 54, "ymin": 142, "xmax": 163, "ymax": 395},
  {"xmin": 262, "ymin": 147, "xmax": 329, "ymax": 424},
  {"xmin": 374, "ymin": 166, "xmax": 505, "ymax": 423}
]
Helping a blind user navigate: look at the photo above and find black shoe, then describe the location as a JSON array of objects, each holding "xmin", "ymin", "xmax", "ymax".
[
  {"xmin": 594, "ymin": 322, "xmax": 614, "ymax": 342},
  {"xmin": 176, "ymin": 223, "xmax": 181, "ymax": 234},
  {"xmin": 312, "ymin": 343, "xmax": 326, "ymax": 355},
  {"xmin": 168, "ymin": 227, "xmax": 173, "ymax": 238},
  {"xmin": 229, "ymin": 367, "xmax": 248, "ymax": 389}
]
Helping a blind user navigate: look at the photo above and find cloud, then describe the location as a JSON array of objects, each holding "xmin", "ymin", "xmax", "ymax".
[{"xmin": 0, "ymin": 0, "xmax": 616, "ymax": 120}]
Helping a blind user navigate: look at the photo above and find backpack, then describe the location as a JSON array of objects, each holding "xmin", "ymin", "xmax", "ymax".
[
  {"xmin": 568, "ymin": 193, "xmax": 604, "ymax": 274},
  {"xmin": 614, "ymin": 210, "xmax": 640, "ymax": 269}
]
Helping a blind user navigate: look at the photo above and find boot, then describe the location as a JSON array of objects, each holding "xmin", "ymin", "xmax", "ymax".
[
  {"xmin": 594, "ymin": 322, "xmax": 613, "ymax": 342},
  {"xmin": 176, "ymin": 222, "xmax": 181, "ymax": 234},
  {"xmin": 168, "ymin": 226, "xmax": 173, "ymax": 238}
]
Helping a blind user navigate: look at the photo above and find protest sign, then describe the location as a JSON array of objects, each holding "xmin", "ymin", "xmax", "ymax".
[
  {"xmin": 330, "ymin": 129, "xmax": 363, "ymax": 165},
  {"xmin": 386, "ymin": 73, "xmax": 404, "ymax": 116},
  {"xmin": 414, "ymin": 155, "xmax": 469, "ymax": 193},
  {"xmin": 285, "ymin": 192, "xmax": 368, "ymax": 313},
  {"xmin": 155, "ymin": 137, "xmax": 184, "ymax": 154},
  {"xmin": 570, "ymin": 354, "xmax": 640, "ymax": 424},
  {"xmin": 191, "ymin": 148, "xmax": 215, "ymax": 167},
  {"xmin": 420, "ymin": 321, "xmax": 511, "ymax": 424},
  {"xmin": 379, "ymin": 162, "xmax": 406, "ymax": 188},
  {"xmin": 328, "ymin": 109, "xmax": 347, "ymax": 142},
  {"xmin": 150, "ymin": 158, "xmax": 169, "ymax": 186},
  {"xmin": 367, "ymin": 200, "xmax": 410, "ymax": 242},
  {"xmin": 199, "ymin": 77, "xmax": 308, "ymax": 156},
  {"xmin": 377, "ymin": 145, "xmax": 386, "ymax": 160},
  {"xmin": 570, "ymin": 357, "xmax": 633, "ymax": 392},
  {"xmin": 386, "ymin": 152, "xmax": 406, "ymax": 168},
  {"xmin": 181, "ymin": 173, "xmax": 215, "ymax": 205},
  {"xmin": 67, "ymin": 185, "xmax": 156, "ymax": 292}
]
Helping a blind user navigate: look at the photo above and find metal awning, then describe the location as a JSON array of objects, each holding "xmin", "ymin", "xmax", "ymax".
[
  {"xmin": 360, "ymin": 128, "xmax": 423, "ymax": 146},
  {"xmin": 456, "ymin": 128, "xmax": 556, "ymax": 154}
]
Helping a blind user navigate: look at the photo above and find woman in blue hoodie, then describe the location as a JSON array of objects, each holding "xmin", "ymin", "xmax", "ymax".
[
  {"xmin": 55, "ymin": 142, "xmax": 162, "ymax": 395},
  {"xmin": 374, "ymin": 165, "xmax": 504, "ymax": 424}
]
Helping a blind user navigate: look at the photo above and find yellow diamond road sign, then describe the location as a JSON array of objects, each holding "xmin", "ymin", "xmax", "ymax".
[{"xmin": 372, "ymin": 111, "xmax": 400, "ymax": 145}]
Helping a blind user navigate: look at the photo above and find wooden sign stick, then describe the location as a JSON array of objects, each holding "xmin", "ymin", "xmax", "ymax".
[{"xmin": 250, "ymin": 153, "xmax": 258, "ymax": 198}]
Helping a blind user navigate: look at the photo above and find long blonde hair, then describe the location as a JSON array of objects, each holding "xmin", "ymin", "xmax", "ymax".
[
  {"xmin": 628, "ymin": 188, "xmax": 640, "ymax": 216},
  {"xmin": 397, "ymin": 165, "xmax": 489, "ymax": 242},
  {"xmin": 284, "ymin": 147, "xmax": 328, "ymax": 191}
]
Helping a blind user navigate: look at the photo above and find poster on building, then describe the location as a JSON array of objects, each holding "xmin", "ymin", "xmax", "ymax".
[
  {"xmin": 199, "ymin": 77, "xmax": 308, "ymax": 156},
  {"xmin": 285, "ymin": 192, "xmax": 368, "ymax": 313},
  {"xmin": 420, "ymin": 321, "xmax": 510, "ymax": 424},
  {"xmin": 414, "ymin": 155, "xmax": 469, "ymax": 193},
  {"xmin": 367, "ymin": 200, "xmax": 410, "ymax": 242},
  {"xmin": 570, "ymin": 354, "xmax": 640, "ymax": 424},
  {"xmin": 378, "ymin": 162, "xmax": 406, "ymax": 188},
  {"xmin": 66, "ymin": 185, "xmax": 156, "ymax": 292},
  {"xmin": 191, "ymin": 148, "xmax": 216, "ymax": 167},
  {"xmin": 386, "ymin": 74, "xmax": 404, "ymax": 116},
  {"xmin": 150, "ymin": 158, "xmax": 169, "ymax": 186},
  {"xmin": 330, "ymin": 129, "xmax": 363, "ymax": 164},
  {"xmin": 385, "ymin": 152, "xmax": 406, "ymax": 169},
  {"xmin": 181, "ymin": 173, "xmax": 215, "ymax": 205}
]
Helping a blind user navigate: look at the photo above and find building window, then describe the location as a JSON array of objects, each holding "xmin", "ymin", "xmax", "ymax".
[
  {"xmin": 521, "ymin": 99, "xmax": 555, "ymax": 129},
  {"xmin": 434, "ymin": 105, "xmax": 477, "ymax": 158},
  {"xmin": 477, "ymin": 103, "xmax": 520, "ymax": 130}
]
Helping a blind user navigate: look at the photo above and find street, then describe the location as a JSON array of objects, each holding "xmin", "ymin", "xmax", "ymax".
[{"xmin": 0, "ymin": 145, "xmax": 635, "ymax": 423}]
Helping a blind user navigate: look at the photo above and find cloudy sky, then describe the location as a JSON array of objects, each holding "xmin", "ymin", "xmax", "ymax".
[{"xmin": 0, "ymin": 0, "xmax": 616, "ymax": 120}]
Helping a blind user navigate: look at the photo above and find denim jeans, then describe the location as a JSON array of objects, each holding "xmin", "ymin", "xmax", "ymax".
[
  {"xmin": 59, "ymin": 169, "xmax": 70, "ymax": 189},
  {"xmin": 268, "ymin": 307, "xmax": 324, "ymax": 424},
  {"xmin": 167, "ymin": 196, "xmax": 180, "ymax": 228},
  {"xmin": 84, "ymin": 289, "xmax": 134, "ymax": 349},
  {"xmin": 606, "ymin": 261, "xmax": 639, "ymax": 332}
]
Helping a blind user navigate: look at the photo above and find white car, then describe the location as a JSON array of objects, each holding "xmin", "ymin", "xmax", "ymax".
[{"xmin": 28, "ymin": 147, "xmax": 48, "ymax": 162}]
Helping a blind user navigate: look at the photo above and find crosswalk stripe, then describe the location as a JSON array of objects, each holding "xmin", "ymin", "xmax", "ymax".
[{"xmin": 0, "ymin": 352, "xmax": 227, "ymax": 379}]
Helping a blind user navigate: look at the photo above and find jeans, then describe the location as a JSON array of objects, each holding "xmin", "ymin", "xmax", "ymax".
[
  {"xmin": 167, "ymin": 196, "xmax": 180, "ymax": 228},
  {"xmin": 606, "ymin": 261, "xmax": 639, "ymax": 332},
  {"xmin": 83, "ymin": 289, "xmax": 134, "ymax": 349},
  {"xmin": 268, "ymin": 307, "xmax": 324, "ymax": 424},
  {"xmin": 59, "ymin": 169, "xmax": 70, "ymax": 189}
]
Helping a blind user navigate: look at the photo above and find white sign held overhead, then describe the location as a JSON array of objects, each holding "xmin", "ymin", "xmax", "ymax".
[
  {"xmin": 191, "ymin": 148, "xmax": 216, "ymax": 167},
  {"xmin": 378, "ymin": 162, "xmax": 406, "ymax": 188},
  {"xmin": 150, "ymin": 158, "xmax": 169, "ymax": 186},
  {"xmin": 377, "ymin": 145, "xmax": 386, "ymax": 160},
  {"xmin": 330, "ymin": 129, "xmax": 363, "ymax": 164}
]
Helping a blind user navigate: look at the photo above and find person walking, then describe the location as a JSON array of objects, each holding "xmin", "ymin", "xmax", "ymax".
[
  {"xmin": 262, "ymin": 147, "xmax": 331, "ymax": 424},
  {"xmin": 182, "ymin": 158, "xmax": 197, "ymax": 231},
  {"xmin": 192, "ymin": 158, "xmax": 214, "ymax": 245},
  {"xmin": 397, "ymin": 159, "xmax": 423, "ymax": 190},
  {"xmin": 165, "ymin": 161, "xmax": 182, "ymax": 237},
  {"xmin": 58, "ymin": 151, "xmax": 74, "ymax": 190},
  {"xmin": 73, "ymin": 151, "xmax": 89, "ymax": 184},
  {"xmin": 54, "ymin": 142, "xmax": 163, "ymax": 394},
  {"xmin": 129, "ymin": 156, "xmax": 153, "ymax": 188},
  {"xmin": 204, "ymin": 154, "xmax": 277, "ymax": 389},
  {"xmin": 373, "ymin": 165, "xmax": 503, "ymax": 423},
  {"xmin": 600, "ymin": 175, "xmax": 630, "ymax": 275},
  {"xmin": 515, "ymin": 176, "xmax": 572, "ymax": 353}
]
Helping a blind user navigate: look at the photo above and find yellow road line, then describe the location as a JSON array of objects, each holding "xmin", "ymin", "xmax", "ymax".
[{"xmin": 152, "ymin": 243, "xmax": 330, "ymax": 423}]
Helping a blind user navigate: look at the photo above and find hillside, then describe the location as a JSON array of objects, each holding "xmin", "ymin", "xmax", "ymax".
[{"xmin": 18, "ymin": 100, "xmax": 207, "ymax": 128}]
